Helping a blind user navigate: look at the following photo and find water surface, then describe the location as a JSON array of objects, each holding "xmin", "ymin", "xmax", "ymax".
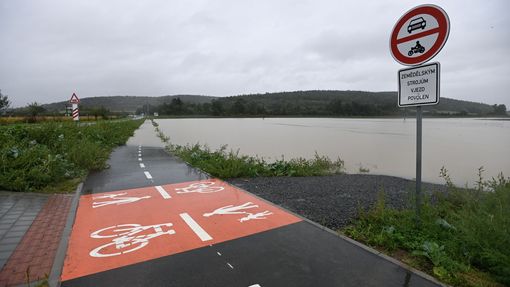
[{"xmin": 155, "ymin": 118, "xmax": 510, "ymax": 187}]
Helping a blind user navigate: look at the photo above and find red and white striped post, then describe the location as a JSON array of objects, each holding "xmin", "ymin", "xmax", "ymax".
[{"xmin": 69, "ymin": 93, "xmax": 80, "ymax": 122}]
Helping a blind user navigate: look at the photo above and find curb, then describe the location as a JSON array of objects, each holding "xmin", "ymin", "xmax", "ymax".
[{"xmin": 48, "ymin": 182, "xmax": 83, "ymax": 287}]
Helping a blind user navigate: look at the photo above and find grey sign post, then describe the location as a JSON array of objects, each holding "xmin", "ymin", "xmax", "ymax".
[{"xmin": 390, "ymin": 4, "xmax": 450, "ymax": 225}]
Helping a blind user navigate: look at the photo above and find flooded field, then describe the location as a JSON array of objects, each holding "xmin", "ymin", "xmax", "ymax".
[{"xmin": 155, "ymin": 118, "xmax": 510, "ymax": 187}]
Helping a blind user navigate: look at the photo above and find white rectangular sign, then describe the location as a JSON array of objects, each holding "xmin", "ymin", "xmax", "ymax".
[{"xmin": 398, "ymin": 62, "xmax": 440, "ymax": 107}]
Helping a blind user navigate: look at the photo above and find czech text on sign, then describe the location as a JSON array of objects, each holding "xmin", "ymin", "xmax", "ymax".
[
  {"xmin": 398, "ymin": 62, "xmax": 440, "ymax": 107},
  {"xmin": 390, "ymin": 4, "xmax": 450, "ymax": 66}
]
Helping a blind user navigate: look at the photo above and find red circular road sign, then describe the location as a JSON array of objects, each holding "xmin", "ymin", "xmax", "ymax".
[{"xmin": 390, "ymin": 4, "xmax": 450, "ymax": 66}]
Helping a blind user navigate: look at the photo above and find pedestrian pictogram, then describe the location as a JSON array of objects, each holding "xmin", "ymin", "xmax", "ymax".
[
  {"xmin": 239, "ymin": 211, "xmax": 273, "ymax": 222},
  {"xmin": 203, "ymin": 202, "xmax": 274, "ymax": 223},
  {"xmin": 390, "ymin": 4, "xmax": 450, "ymax": 66},
  {"xmin": 92, "ymin": 193, "xmax": 152, "ymax": 208}
]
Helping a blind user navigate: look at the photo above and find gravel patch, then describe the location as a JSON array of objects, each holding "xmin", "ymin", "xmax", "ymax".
[{"xmin": 228, "ymin": 174, "xmax": 446, "ymax": 230}]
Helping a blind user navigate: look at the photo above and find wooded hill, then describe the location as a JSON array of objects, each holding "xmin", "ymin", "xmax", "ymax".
[
  {"xmin": 153, "ymin": 91, "xmax": 500, "ymax": 117},
  {"xmin": 40, "ymin": 91, "xmax": 502, "ymax": 117},
  {"xmin": 41, "ymin": 95, "xmax": 215, "ymax": 113}
]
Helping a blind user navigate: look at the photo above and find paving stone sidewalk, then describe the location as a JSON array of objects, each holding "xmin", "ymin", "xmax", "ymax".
[{"xmin": 0, "ymin": 192, "xmax": 72, "ymax": 286}]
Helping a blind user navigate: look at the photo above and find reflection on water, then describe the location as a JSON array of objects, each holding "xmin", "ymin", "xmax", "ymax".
[{"xmin": 155, "ymin": 118, "xmax": 510, "ymax": 187}]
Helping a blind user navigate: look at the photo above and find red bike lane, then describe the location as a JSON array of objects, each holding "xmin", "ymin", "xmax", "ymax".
[{"xmin": 61, "ymin": 179, "xmax": 301, "ymax": 282}]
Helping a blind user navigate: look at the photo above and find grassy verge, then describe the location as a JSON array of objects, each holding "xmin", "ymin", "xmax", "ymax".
[
  {"xmin": 151, "ymin": 119, "xmax": 345, "ymax": 178},
  {"xmin": 343, "ymin": 168, "xmax": 510, "ymax": 286},
  {"xmin": 0, "ymin": 119, "xmax": 144, "ymax": 192}
]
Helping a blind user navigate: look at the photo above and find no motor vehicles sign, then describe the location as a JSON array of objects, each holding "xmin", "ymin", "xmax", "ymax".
[
  {"xmin": 390, "ymin": 4, "xmax": 450, "ymax": 225},
  {"xmin": 390, "ymin": 4, "xmax": 450, "ymax": 66}
]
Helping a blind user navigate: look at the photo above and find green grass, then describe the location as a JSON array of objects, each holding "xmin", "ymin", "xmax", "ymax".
[
  {"xmin": 152, "ymin": 120, "xmax": 345, "ymax": 178},
  {"xmin": 0, "ymin": 119, "xmax": 143, "ymax": 192},
  {"xmin": 343, "ymin": 169, "xmax": 510, "ymax": 286}
]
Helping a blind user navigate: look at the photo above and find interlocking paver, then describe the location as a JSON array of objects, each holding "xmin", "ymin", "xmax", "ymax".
[
  {"xmin": 4, "ymin": 231, "xmax": 25, "ymax": 238},
  {"xmin": 0, "ymin": 191, "xmax": 49, "ymax": 274},
  {"xmin": 0, "ymin": 194, "xmax": 73, "ymax": 286}
]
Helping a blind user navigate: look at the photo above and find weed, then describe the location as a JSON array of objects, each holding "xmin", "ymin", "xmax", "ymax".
[
  {"xmin": 344, "ymin": 169, "xmax": 510, "ymax": 286},
  {"xmin": 151, "ymin": 119, "xmax": 345, "ymax": 178},
  {"xmin": 0, "ymin": 119, "xmax": 143, "ymax": 192},
  {"xmin": 359, "ymin": 166, "xmax": 370, "ymax": 173}
]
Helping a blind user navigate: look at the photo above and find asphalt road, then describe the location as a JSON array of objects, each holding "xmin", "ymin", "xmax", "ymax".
[{"xmin": 60, "ymin": 121, "xmax": 441, "ymax": 287}]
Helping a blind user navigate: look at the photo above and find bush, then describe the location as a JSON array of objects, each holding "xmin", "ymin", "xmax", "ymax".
[
  {"xmin": 344, "ymin": 172, "xmax": 510, "ymax": 286},
  {"xmin": 167, "ymin": 143, "xmax": 345, "ymax": 178},
  {"xmin": 0, "ymin": 120, "xmax": 143, "ymax": 192}
]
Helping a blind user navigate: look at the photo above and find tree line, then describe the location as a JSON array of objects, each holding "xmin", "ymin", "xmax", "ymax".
[
  {"xmin": 139, "ymin": 96, "xmax": 508, "ymax": 117},
  {"xmin": 139, "ymin": 97, "xmax": 401, "ymax": 117}
]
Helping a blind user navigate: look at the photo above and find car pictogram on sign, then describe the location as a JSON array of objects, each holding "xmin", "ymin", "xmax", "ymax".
[{"xmin": 407, "ymin": 17, "xmax": 426, "ymax": 33}]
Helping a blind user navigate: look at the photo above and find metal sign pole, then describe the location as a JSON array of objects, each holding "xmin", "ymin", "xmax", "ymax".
[
  {"xmin": 391, "ymin": 4, "xmax": 449, "ymax": 228},
  {"xmin": 415, "ymin": 106, "xmax": 422, "ymax": 225}
]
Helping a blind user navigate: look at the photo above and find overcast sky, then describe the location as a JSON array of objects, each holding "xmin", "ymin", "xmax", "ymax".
[{"xmin": 1, "ymin": 0, "xmax": 509, "ymax": 108}]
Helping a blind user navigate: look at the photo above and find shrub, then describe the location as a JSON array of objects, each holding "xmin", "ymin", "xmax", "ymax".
[
  {"xmin": 0, "ymin": 119, "xmax": 143, "ymax": 192},
  {"xmin": 344, "ymin": 171, "xmax": 510, "ymax": 286}
]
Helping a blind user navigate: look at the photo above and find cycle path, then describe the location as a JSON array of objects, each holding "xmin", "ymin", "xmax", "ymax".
[{"xmin": 60, "ymin": 120, "xmax": 441, "ymax": 287}]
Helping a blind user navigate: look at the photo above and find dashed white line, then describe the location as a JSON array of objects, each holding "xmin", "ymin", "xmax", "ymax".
[
  {"xmin": 144, "ymin": 171, "xmax": 153, "ymax": 179},
  {"xmin": 248, "ymin": 285, "xmax": 261, "ymax": 287},
  {"xmin": 227, "ymin": 263, "xmax": 234, "ymax": 269},
  {"xmin": 179, "ymin": 213, "xmax": 213, "ymax": 241},
  {"xmin": 139, "ymin": 163, "xmax": 145, "ymax": 168},
  {"xmin": 155, "ymin": 185, "xmax": 171, "ymax": 199},
  {"xmin": 216, "ymin": 252, "xmax": 222, "ymax": 256},
  {"xmin": 138, "ymin": 158, "xmax": 142, "ymax": 161}
]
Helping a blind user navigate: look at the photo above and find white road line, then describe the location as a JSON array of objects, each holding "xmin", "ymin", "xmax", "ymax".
[
  {"xmin": 216, "ymin": 252, "xmax": 222, "ymax": 256},
  {"xmin": 248, "ymin": 285, "xmax": 261, "ymax": 287},
  {"xmin": 227, "ymin": 263, "xmax": 234, "ymax": 269},
  {"xmin": 144, "ymin": 171, "xmax": 153, "ymax": 179},
  {"xmin": 138, "ymin": 158, "xmax": 142, "ymax": 161},
  {"xmin": 155, "ymin": 185, "xmax": 171, "ymax": 199},
  {"xmin": 179, "ymin": 213, "xmax": 213, "ymax": 241},
  {"xmin": 140, "ymin": 163, "xmax": 145, "ymax": 168}
]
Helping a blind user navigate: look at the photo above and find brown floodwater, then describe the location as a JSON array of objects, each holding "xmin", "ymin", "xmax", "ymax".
[{"xmin": 155, "ymin": 118, "xmax": 510, "ymax": 187}]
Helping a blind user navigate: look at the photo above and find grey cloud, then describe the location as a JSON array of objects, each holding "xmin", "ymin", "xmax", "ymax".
[{"xmin": 0, "ymin": 0, "xmax": 509, "ymax": 107}]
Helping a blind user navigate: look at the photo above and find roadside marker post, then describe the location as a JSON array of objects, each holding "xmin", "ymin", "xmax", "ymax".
[
  {"xmin": 390, "ymin": 4, "xmax": 450, "ymax": 225},
  {"xmin": 69, "ymin": 93, "xmax": 80, "ymax": 122}
]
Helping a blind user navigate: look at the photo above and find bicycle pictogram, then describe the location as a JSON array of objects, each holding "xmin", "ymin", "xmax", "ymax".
[
  {"xmin": 89, "ymin": 223, "xmax": 175, "ymax": 257},
  {"xmin": 175, "ymin": 182, "xmax": 225, "ymax": 194}
]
